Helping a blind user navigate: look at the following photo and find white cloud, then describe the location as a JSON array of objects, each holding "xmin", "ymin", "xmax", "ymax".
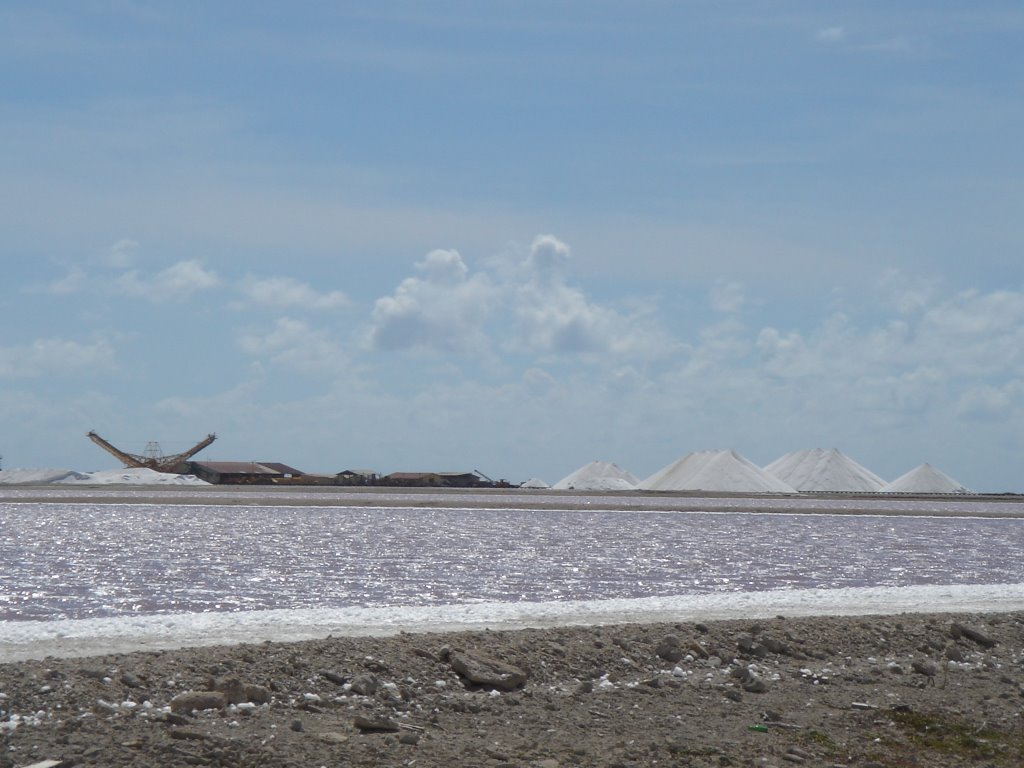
[
  {"xmin": 878, "ymin": 269, "xmax": 935, "ymax": 316},
  {"xmin": 0, "ymin": 337, "xmax": 114, "ymax": 378},
  {"xmin": 511, "ymin": 235, "xmax": 675, "ymax": 360},
  {"xmin": 116, "ymin": 259, "xmax": 220, "ymax": 301},
  {"xmin": 710, "ymin": 281, "xmax": 745, "ymax": 313},
  {"xmin": 955, "ymin": 383, "xmax": 1019, "ymax": 421},
  {"xmin": 102, "ymin": 238, "xmax": 140, "ymax": 268},
  {"xmin": 367, "ymin": 235, "xmax": 683, "ymax": 362},
  {"xmin": 417, "ymin": 248, "xmax": 470, "ymax": 283},
  {"xmin": 756, "ymin": 326, "xmax": 817, "ymax": 378},
  {"xmin": 858, "ymin": 36, "xmax": 915, "ymax": 54},
  {"xmin": 35, "ymin": 264, "xmax": 87, "ymax": 295},
  {"xmin": 526, "ymin": 234, "xmax": 571, "ymax": 287},
  {"xmin": 815, "ymin": 26, "xmax": 846, "ymax": 43},
  {"xmin": 237, "ymin": 316, "xmax": 348, "ymax": 375},
  {"xmin": 368, "ymin": 249, "xmax": 497, "ymax": 353},
  {"xmin": 238, "ymin": 275, "xmax": 350, "ymax": 311}
]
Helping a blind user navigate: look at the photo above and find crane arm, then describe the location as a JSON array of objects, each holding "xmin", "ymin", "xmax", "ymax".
[
  {"xmin": 86, "ymin": 431, "xmax": 147, "ymax": 468},
  {"xmin": 165, "ymin": 433, "xmax": 217, "ymax": 465},
  {"xmin": 86, "ymin": 431, "xmax": 216, "ymax": 472}
]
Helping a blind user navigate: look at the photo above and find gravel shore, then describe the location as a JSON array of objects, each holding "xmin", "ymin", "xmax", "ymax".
[{"xmin": 3, "ymin": 610, "xmax": 1022, "ymax": 767}]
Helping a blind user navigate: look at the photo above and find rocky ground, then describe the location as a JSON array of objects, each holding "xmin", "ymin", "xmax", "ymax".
[{"xmin": 2, "ymin": 611, "xmax": 1023, "ymax": 768}]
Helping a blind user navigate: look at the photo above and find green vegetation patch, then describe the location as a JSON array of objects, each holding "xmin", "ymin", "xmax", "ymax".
[{"xmin": 888, "ymin": 708, "xmax": 1024, "ymax": 765}]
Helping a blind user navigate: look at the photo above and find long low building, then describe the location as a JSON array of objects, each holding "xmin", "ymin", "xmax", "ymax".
[
  {"xmin": 189, "ymin": 461, "xmax": 305, "ymax": 485},
  {"xmin": 383, "ymin": 471, "xmax": 490, "ymax": 488}
]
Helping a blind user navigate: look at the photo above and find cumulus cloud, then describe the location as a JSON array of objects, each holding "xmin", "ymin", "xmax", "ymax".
[
  {"xmin": 511, "ymin": 235, "xmax": 673, "ymax": 360},
  {"xmin": 116, "ymin": 259, "xmax": 220, "ymax": 301},
  {"xmin": 367, "ymin": 235, "xmax": 679, "ymax": 362},
  {"xmin": 0, "ymin": 337, "xmax": 114, "ymax": 378},
  {"xmin": 355, "ymin": 242, "xmax": 1024, "ymax": 485},
  {"xmin": 368, "ymin": 249, "xmax": 497, "ymax": 353},
  {"xmin": 238, "ymin": 275, "xmax": 350, "ymax": 311},
  {"xmin": 526, "ymin": 234, "xmax": 571, "ymax": 286},
  {"xmin": 237, "ymin": 317, "xmax": 348, "ymax": 375},
  {"xmin": 738, "ymin": 282, "xmax": 1024, "ymax": 436}
]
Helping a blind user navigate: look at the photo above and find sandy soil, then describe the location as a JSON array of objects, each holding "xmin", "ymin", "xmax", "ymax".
[{"xmin": 2, "ymin": 610, "xmax": 1023, "ymax": 767}]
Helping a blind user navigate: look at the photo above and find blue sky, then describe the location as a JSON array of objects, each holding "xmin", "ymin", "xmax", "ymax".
[{"xmin": 2, "ymin": 2, "xmax": 1023, "ymax": 490}]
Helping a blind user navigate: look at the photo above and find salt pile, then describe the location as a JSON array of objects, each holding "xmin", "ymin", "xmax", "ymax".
[
  {"xmin": 882, "ymin": 463, "xmax": 972, "ymax": 494},
  {"xmin": 764, "ymin": 448, "xmax": 886, "ymax": 492},
  {"xmin": 519, "ymin": 477, "xmax": 550, "ymax": 489},
  {"xmin": 639, "ymin": 449, "xmax": 796, "ymax": 493},
  {"xmin": 0, "ymin": 468, "xmax": 90, "ymax": 485},
  {"xmin": 0, "ymin": 467, "xmax": 209, "ymax": 486},
  {"xmin": 57, "ymin": 467, "xmax": 210, "ymax": 485},
  {"xmin": 553, "ymin": 461, "xmax": 638, "ymax": 491}
]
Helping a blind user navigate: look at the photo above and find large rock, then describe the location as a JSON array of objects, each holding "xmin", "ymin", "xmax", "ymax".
[
  {"xmin": 655, "ymin": 635, "xmax": 684, "ymax": 663},
  {"xmin": 950, "ymin": 622, "xmax": 997, "ymax": 648},
  {"xmin": 213, "ymin": 677, "xmax": 247, "ymax": 705},
  {"xmin": 448, "ymin": 650, "xmax": 528, "ymax": 691},
  {"xmin": 169, "ymin": 691, "xmax": 227, "ymax": 714},
  {"xmin": 349, "ymin": 673, "xmax": 380, "ymax": 696},
  {"xmin": 354, "ymin": 715, "xmax": 400, "ymax": 733}
]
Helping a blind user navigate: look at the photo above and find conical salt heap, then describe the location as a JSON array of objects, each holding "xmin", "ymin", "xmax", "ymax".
[
  {"xmin": 881, "ymin": 463, "xmax": 972, "ymax": 494},
  {"xmin": 553, "ymin": 461, "xmax": 638, "ymax": 490},
  {"xmin": 764, "ymin": 448, "xmax": 885, "ymax": 492},
  {"xmin": 639, "ymin": 449, "xmax": 796, "ymax": 493}
]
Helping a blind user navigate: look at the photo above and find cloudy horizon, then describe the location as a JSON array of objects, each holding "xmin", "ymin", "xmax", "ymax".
[{"xmin": 2, "ymin": 3, "xmax": 1022, "ymax": 491}]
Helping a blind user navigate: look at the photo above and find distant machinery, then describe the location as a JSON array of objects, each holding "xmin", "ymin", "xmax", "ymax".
[{"xmin": 86, "ymin": 431, "xmax": 216, "ymax": 474}]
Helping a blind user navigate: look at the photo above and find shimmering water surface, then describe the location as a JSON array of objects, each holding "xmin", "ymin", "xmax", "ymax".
[{"xmin": 2, "ymin": 497, "xmax": 1023, "ymax": 621}]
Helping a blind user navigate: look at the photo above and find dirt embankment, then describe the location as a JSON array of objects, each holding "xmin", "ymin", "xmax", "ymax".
[{"xmin": 2, "ymin": 611, "xmax": 1023, "ymax": 767}]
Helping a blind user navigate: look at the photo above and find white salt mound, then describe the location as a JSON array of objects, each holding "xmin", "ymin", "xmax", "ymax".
[
  {"xmin": 519, "ymin": 477, "xmax": 551, "ymax": 489},
  {"xmin": 764, "ymin": 448, "xmax": 886, "ymax": 492},
  {"xmin": 1, "ymin": 466, "xmax": 208, "ymax": 485},
  {"xmin": 56, "ymin": 467, "xmax": 210, "ymax": 485},
  {"xmin": 881, "ymin": 463, "xmax": 972, "ymax": 494},
  {"xmin": 639, "ymin": 449, "xmax": 797, "ymax": 493},
  {"xmin": 579, "ymin": 476, "xmax": 638, "ymax": 491},
  {"xmin": 554, "ymin": 461, "xmax": 638, "ymax": 491},
  {"xmin": 0, "ymin": 468, "xmax": 90, "ymax": 485}
]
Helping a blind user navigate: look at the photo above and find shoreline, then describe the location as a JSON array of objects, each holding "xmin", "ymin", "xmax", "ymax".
[
  {"xmin": 5, "ymin": 583, "xmax": 1024, "ymax": 664},
  {"xmin": 3, "ymin": 609, "xmax": 1022, "ymax": 766},
  {"xmin": 3, "ymin": 484, "xmax": 1024, "ymax": 517}
]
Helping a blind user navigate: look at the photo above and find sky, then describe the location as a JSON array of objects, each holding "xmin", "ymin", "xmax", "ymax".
[{"xmin": 2, "ymin": 1, "xmax": 1022, "ymax": 491}]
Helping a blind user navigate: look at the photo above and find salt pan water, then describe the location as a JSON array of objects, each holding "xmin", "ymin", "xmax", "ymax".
[{"xmin": 3, "ymin": 498, "xmax": 1022, "ymax": 623}]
